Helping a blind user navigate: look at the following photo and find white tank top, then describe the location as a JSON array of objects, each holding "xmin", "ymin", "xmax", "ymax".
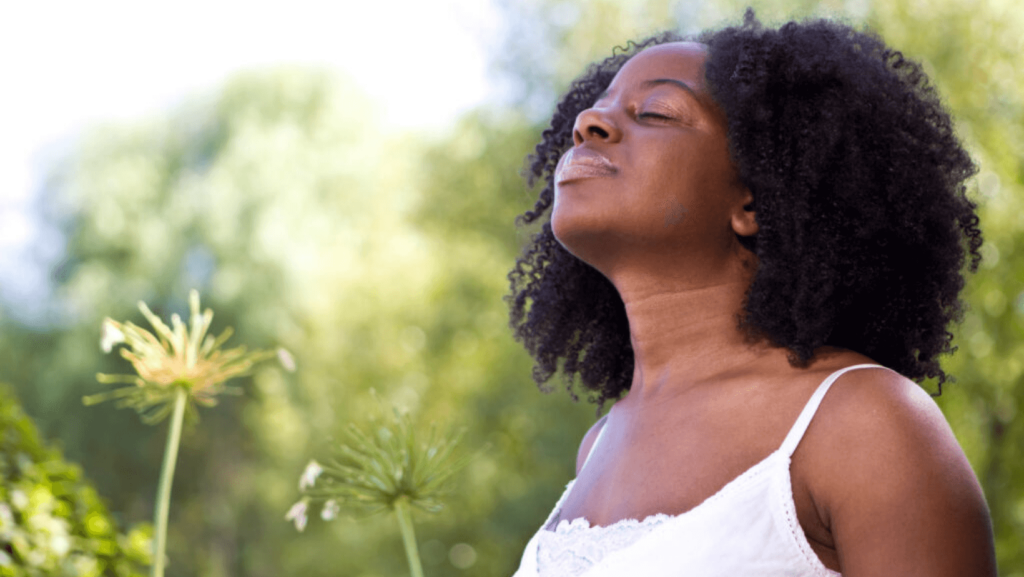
[{"xmin": 512, "ymin": 364, "xmax": 884, "ymax": 577}]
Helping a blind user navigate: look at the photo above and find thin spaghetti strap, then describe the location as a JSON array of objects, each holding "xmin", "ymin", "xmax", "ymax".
[
  {"xmin": 580, "ymin": 411, "xmax": 612, "ymax": 472},
  {"xmin": 779, "ymin": 364, "xmax": 885, "ymax": 457}
]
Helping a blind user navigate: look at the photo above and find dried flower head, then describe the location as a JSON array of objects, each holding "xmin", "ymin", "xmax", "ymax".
[
  {"xmin": 85, "ymin": 290, "xmax": 294, "ymax": 425},
  {"xmin": 292, "ymin": 394, "xmax": 472, "ymax": 525}
]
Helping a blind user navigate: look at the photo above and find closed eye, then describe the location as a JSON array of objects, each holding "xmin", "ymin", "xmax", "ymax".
[{"xmin": 638, "ymin": 112, "xmax": 673, "ymax": 120}]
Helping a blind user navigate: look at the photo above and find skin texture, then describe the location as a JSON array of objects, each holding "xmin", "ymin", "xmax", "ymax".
[{"xmin": 549, "ymin": 42, "xmax": 996, "ymax": 576}]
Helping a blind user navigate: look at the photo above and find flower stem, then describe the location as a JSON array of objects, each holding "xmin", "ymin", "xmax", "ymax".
[
  {"xmin": 152, "ymin": 387, "xmax": 187, "ymax": 577},
  {"xmin": 393, "ymin": 497, "xmax": 425, "ymax": 577}
]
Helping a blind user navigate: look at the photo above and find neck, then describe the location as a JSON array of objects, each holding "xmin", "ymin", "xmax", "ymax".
[{"xmin": 613, "ymin": 265, "xmax": 767, "ymax": 399}]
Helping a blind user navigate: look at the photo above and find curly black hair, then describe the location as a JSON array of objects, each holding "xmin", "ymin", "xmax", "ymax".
[{"xmin": 507, "ymin": 11, "xmax": 982, "ymax": 408}]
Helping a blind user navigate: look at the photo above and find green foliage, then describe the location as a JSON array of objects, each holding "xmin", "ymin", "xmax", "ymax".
[{"xmin": 0, "ymin": 384, "xmax": 151, "ymax": 576}]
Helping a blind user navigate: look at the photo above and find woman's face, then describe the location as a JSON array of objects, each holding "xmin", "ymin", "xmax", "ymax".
[{"xmin": 551, "ymin": 42, "xmax": 753, "ymax": 280}]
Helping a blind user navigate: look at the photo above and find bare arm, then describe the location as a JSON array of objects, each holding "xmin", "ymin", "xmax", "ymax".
[{"xmin": 802, "ymin": 369, "xmax": 996, "ymax": 576}]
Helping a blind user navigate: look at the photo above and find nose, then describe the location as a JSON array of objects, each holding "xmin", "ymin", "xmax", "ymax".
[{"xmin": 573, "ymin": 106, "xmax": 622, "ymax": 146}]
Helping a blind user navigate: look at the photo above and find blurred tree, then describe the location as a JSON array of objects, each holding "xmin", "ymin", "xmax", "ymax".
[
  {"xmin": 0, "ymin": 67, "xmax": 477, "ymax": 576},
  {"xmin": 0, "ymin": 65, "xmax": 597, "ymax": 575},
  {"xmin": 864, "ymin": 1, "xmax": 1024, "ymax": 572}
]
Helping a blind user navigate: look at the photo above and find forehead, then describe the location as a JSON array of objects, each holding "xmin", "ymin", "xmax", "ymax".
[{"xmin": 610, "ymin": 41, "xmax": 710, "ymax": 93}]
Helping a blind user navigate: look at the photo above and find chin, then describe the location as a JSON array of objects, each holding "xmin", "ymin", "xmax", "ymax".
[
  {"xmin": 551, "ymin": 212, "xmax": 621, "ymax": 271},
  {"xmin": 551, "ymin": 208, "xmax": 592, "ymax": 254}
]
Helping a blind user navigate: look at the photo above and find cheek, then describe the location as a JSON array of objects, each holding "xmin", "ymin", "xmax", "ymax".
[
  {"xmin": 628, "ymin": 152, "xmax": 708, "ymax": 222},
  {"xmin": 663, "ymin": 140, "xmax": 739, "ymax": 208},
  {"xmin": 663, "ymin": 202, "xmax": 689, "ymax": 227},
  {"xmin": 645, "ymin": 162, "xmax": 739, "ymax": 237}
]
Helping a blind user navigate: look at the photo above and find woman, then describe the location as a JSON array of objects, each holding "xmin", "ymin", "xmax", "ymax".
[{"xmin": 508, "ymin": 12, "xmax": 997, "ymax": 576}]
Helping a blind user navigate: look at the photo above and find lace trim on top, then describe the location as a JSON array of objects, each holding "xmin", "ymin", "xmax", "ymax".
[
  {"xmin": 535, "ymin": 452, "xmax": 781, "ymax": 577},
  {"xmin": 535, "ymin": 480, "xmax": 672, "ymax": 577}
]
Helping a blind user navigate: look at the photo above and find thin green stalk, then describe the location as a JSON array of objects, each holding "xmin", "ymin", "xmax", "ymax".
[
  {"xmin": 393, "ymin": 497, "xmax": 425, "ymax": 577},
  {"xmin": 152, "ymin": 387, "xmax": 187, "ymax": 577}
]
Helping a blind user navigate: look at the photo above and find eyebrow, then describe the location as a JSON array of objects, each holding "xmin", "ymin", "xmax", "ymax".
[
  {"xmin": 640, "ymin": 78, "xmax": 701, "ymax": 100},
  {"xmin": 594, "ymin": 78, "xmax": 702, "ymax": 105}
]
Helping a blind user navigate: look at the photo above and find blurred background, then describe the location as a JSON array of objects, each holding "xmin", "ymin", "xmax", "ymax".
[{"xmin": 0, "ymin": 0, "xmax": 1021, "ymax": 575}]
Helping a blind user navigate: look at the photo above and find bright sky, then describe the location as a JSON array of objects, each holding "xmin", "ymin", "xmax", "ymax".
[{"xmin": 0, "ymin": 0, "xmax": 498, "ymax": 317}]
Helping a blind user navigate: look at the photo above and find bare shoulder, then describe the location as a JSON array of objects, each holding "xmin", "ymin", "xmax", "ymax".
[
  {"xmin": 797, "ymin": 366, "xmax": 996, "ymax": 576},
  {"xmin": 811, "ymin": 367, "xmax": 960, "ymax": 459},
  {"xmin": 575, "ymin": 414, "xmax": 610, "ymax": 476}
]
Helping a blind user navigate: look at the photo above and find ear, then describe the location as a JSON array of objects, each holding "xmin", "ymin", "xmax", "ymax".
[{"xmin": 730, "ymin": 188, "xmax": 758, "ymax": 237}]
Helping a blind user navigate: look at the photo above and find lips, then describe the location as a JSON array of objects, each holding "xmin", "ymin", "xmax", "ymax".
[{"xmin": 555, "ymin": 148, "xmax": 617, "ymax": 184}]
